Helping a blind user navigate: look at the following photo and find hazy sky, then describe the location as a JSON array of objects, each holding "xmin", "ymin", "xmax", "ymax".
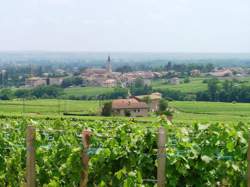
[{"xmin": 0, "ymin": 0, "xmax": 249, "ymax": 52}]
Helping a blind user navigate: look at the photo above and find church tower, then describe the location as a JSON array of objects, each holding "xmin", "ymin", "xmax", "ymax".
[{"xmin": 106, "ymin": 55, "xmax": 112, "ymax": 73}]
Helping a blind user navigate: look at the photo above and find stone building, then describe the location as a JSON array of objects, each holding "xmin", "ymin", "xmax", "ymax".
[
  {"xmin": 169, "ymin": 77, "xmax": 180, "ymax": 85},
  {"xmin": 112, "ymin": 98, "xmax": 148, "ymax": 117},
  {"xmin": 25, "ymin": 77, "xmax": 47, "ymax": 87}
]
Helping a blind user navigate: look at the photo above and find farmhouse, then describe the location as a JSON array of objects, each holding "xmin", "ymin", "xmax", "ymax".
[
  {"xmin": 190, "ymin": 69, "xmax": 201, "ymax": 77},
  {"xmin": 169, "ymin": 77, "xmax": 180, "ymax": 85},
  {"xmin": 209, "ymin": 69, "xmax": 233, "ymax": 77},
  {"xmin": 133, "ymin": 92, "xmax": 162, "ymax": 112},
  {"xmin": 112, "ymin": 98, "xmax": 149, "ymax": 117},
  {"xmin": 102, "ymin": 79, "xmax": 117, "ymax": 87},
  {"xmin": 49, "ymin": 77, "xmax": 64, "ymax": 86},
  {"xmin": 25, "ymin": 77, "xmax": 48, "ymax": 87}
]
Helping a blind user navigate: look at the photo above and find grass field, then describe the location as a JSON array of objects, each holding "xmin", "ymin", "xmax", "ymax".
[
  {"xmin": 1, "ymin": 99, "xmax": 250, "ymax": 124},
  {"xmin": 64, "ymin": 86, "xmax": 114, "ymax": 97},
  {"xmin": 152, "ymin": 76, "xmax": 250, "ymax": 94},
  {"xmin": 170, "ymin": 101, "xmax": 250, "ymax": 123},
  {"xmin": 0, "ymin": 99, "xmax": 102, "ymax": 115},
  {"xmin": 152, "ymin": 78, "xmax": 207, "ymax": 93}
]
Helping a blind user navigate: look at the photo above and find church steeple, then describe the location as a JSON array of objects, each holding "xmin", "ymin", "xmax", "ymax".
[{"xmin": 106, "ymin": 55, "xmax": 112, "ymax": 73}]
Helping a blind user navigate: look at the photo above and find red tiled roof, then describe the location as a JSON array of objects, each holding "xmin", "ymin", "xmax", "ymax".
[{"xmin": 112, "ymin": 99, "xmax": 148, "ymax": 109}]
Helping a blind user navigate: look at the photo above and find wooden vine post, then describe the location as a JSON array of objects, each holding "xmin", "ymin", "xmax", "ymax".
[
  {"xmin": 157, "ymin": 126, "xmax": 166, "ymax": 187},
  {"xmin": 26, "ymin": 125, "xmax": 36, "ymax": 187},
  {"xmin": 80, "ymin": 130, "xmax": 91, "ymax": 187},
  {"xmin": 247, "ymin": 136, "xmax": 250, "ymax": 187}
]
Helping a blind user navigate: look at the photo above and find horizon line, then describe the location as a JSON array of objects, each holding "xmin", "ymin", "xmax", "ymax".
[{"xmin": 0, "ymin": 50, "xmax": 250, "ymax": 54}]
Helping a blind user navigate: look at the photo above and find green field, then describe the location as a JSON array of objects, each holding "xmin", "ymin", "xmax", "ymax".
[
  {"xmin": 64, "ymin": 86, "xmax": 114, "ymax": 97},
  {"xmin": 152, "ymin": 76, "xmax": 250, "ymax": 94},
  {"xmin": 1, "ymin": 99, "xmax": 250, "ymax": 124},
  {"xmin": 170, "ymin": 101, "xmax": 250, "ymax": 124},
  {"xmin": 152, "ymin": 78, "xmax": 207, "ymax": 93},
  {"xmin": 0, "ymin": 99, "xmax": 101, "ymax": 115}
]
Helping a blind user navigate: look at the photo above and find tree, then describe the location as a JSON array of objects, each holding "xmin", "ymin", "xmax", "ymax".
[
  {"xmin": 141, "ymin": 96, "xmax": 151, "ymax": 104},
  {"xmin": 101, "ymin": 102, "xmax": 112, "ymax": 116},
  {"xmin": 207, "ymin": 78, "xmax": 219, "ymax": 101},
  {"xmin": 184, "ymin": 77, "xmax": 190, "ymax": 83},
  {"xmin": 159, "ymin": 99, "xmax": 168, "ymax": 112},
  {"xmin": 130, "ymin": 78, "xmax": 152, "ymax": 96},
  {"xmin": 32, "ymin": 85, "xmax": 63, "ymax": 98},
  {"xmin": 165, "ymin": 61, "xmax": 172, "ymax": 71},
  {"xmin": 15, "ymin": 89, "xmax": 31, "ymax": 98},
  {"xmin": 134, "ymin": 78, "xmax": 144, "ymax": 88},
  {"xmin": 0, "ymin": 89, "xmax": 13, "ymax": 100},
  {"xmin": 124, "ymin": 110, "xmax": 131, "ymax": 117},
  {"xmin": 61, "ymin": 76, "xmax": 84, "ymax": 88}
]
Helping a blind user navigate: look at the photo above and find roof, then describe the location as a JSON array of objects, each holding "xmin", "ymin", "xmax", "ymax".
[
  {"xmin": 209, "ymin": 69, "xmax": 233, "ymax": 77},
  {"xmin": 104, "ymin": 79, "xmax": 116, "ymax": 84},
  {"xmin": 112, "ymin": 99, "xmax": 148, "ymax": 109},
  {"xmin": 26, "ymin": 77, "xmax": 46, "ymax": 81}
]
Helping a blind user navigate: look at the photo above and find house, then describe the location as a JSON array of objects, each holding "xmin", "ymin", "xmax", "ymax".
[
  {"xmin": 49, "ymin": 77, "xmax": 64, "ymax": 86},
  {"xmin": 102, "ymin": 79, "xmax": 117, "ymax": 87},
  {"xmin": 209, "ymin": 69, "xmax": 233, "ymax": 77},
  {"xmin": 133, "ymin": 92, "xmax": 162, "ymax": 112},
  {"xmin": 190, "ymin": 69, "xmax": 201, "ymax": 77},
  {"xmin": 169, "ymin": 77, "xmax": 180, "ymax": 85},
  {"xmin": 112, "ymin": 98, "xmax": 149, "ymax": 117},
  {"xmin": 25, "ymin": 77, "xmax": 48, "ymax": 87}
]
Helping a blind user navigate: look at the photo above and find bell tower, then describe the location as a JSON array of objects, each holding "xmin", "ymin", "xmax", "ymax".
[{"xmin": 106, "ymin": 55, "xmax": 112, "ymax": 73}]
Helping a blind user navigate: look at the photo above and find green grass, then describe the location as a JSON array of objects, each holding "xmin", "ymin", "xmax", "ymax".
[
  {"xmin": 64, "ymin": 86, "xmax": 114, "ymax": 97},
  {"xmin": 0, "ymin": 99, "xmax": 102, "ymax": 115},
  {"xmin": 1, "ymin": 99, "xmax": 250, "ymax": 124},
  {"xmin": 152, "ymin": 78, "xmax": 207, "ymax": 93},
  {"xmin": 170, "ymin": 101, "xmax": 250, "ymax": 124}
]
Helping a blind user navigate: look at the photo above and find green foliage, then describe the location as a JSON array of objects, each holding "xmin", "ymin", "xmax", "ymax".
[
  {"xmin": 0, "ymin": 118, "xmax": 157, "ymax": 186},
  {"xmin": 130, "ymin": 78, "xmax": 153, "ymax": 96},
  {"xmin": 159, "ymin": 99, "xmax": 168, "ymax": 112},
  {"xmin": 0, "ymin": 117, "xmax": 249, "ymax": 186},
  {"xmin": 99, "ymin": 87, "xmax": 128, "ymax": 99},
  {"xmin": 184, "ymin": 77, "xmax": 190, "ymax": 83},
  {"xmin": 32, "ymin": 85, "xmax": 64, "ymax": 99},
  {"xmin": 124, "ymin": 109, "xmax": 131, "ymax": 117},
  {"xmin": 101, "ymin": 102, "xmax": 112, "ymax": 116},
  {"xmin": 140, "ymin": 96, "xmax": 151, "ymax": 104},
  {"xmin": 0, "ymin": 89, "xmax": 13, "ymax": 100},
  {"xmin": 207, "ymin": 78, "xmax": 219, "ymax": 101},
  {"xmin": 61, "ymin": 77, "xmax": 84, "ymax": 88},
  {"xmin": 14, "ymin": 89, "xmax": 31, "ymax": 98},
  {"xmin": 197, "ymin": 79, "xmax": 250, "ymax": 102}
]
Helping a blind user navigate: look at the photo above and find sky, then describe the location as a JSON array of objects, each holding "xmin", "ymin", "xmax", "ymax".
[{"xmin": 0, "ymin": 0, "xmax": 249, "ymax": 53}]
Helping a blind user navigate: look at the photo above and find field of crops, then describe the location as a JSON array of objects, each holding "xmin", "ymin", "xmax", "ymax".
[
  {"xmin": 1, "ymin": 99, "xmax": 250, "ymax": 124},
  {"xmin": 170, "ymin": 101, "xmax": 250, "ymax": 123},
  {"xmin": 0, "ymin": 117, "xmax": 249, "ymax": 186},
  {"xmin": 64, "ymin": 87, "xmax": 114, "ymax": 97},
  {"xmin": 0, "ymin": 99, "xmax": 101, "ymax": 115}
]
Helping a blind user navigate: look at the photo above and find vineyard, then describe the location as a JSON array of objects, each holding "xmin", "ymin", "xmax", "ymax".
[{"xmin": 0, "ymin": 116, "xmax": 249, "ymax": 186}]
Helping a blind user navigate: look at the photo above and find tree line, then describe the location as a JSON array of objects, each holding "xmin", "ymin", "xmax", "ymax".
[{"xmin": 197, "ymin": 79, "xmax": 250, "ymax": 102}]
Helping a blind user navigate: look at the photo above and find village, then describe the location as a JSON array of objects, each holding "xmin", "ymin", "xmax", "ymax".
[
  {"xmin": 1, "ymin": 56, "xmax": 250, "ymax": 117},
  {"xmin": 22, "ymin": 56, "xmax": 250, "ymax": 89},
  {"xmin": 6, "ymin": 56, "xmax": 244, "ymax": 117}
]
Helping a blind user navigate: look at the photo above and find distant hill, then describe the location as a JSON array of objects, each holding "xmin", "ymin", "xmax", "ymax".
[{"xmin": 0, "ymin": 52, "xmax": 250, "ymax": 67}]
